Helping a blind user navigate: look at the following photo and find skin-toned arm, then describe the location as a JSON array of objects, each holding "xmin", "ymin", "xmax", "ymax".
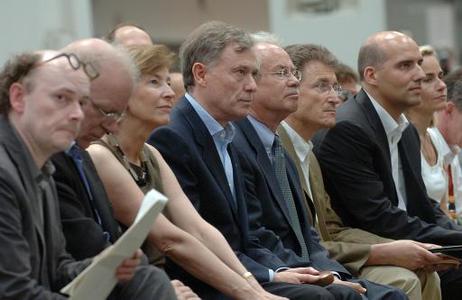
[
  {"xmin": 87, "ymin": 143, "xmax": 284, "ymax": 300},
  {"xmin": 367, "ymin": 240, "xmax": 450, "ymax": 270}
]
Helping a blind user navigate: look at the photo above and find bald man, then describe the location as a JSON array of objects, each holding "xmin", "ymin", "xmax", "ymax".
[
  {"xmin": 315, "ymin": 31, "xmax": 462, "ymax": 300},
  {"xmin": 51, "ymin": 40, "xmax": 176, "ymax": 299},
  {"xmin": 106, "ymin": 23, "xmax": 153, "ymax": 46}
]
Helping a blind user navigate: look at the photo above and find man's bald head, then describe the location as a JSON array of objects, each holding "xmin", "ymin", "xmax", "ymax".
[
  {"xmin": 61, "ymin": 38, "xmax": 138, "ymax": 148},
  {"xmin": 357, "ymin": 31, "xmax": 417, "ymax": 81},
  {"xmin": 112, "ymin": 25, "xmax": 153, "ymax": 47}
]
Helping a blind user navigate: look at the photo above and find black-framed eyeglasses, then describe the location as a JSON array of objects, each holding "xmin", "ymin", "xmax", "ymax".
[
  {"xmin": 86, "ymin": 96, "xmax": 125, "ymax": 123},
  {"xmin": 261, "ymin": 68, "xmax": 302, "ymax": 81},
  {"xmin": 43, "ymin": 53, "xmax": 100, "ymax": 81}
]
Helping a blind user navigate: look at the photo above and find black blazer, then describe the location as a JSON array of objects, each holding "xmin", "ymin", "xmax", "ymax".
[
  {"xmin": 52, "ymin": 148, "xmax": 121, "ymax": 260},
  {"xmin": 315, "ymin": 89, "xmax": 462, "ymax": 244},
  {"xmin": 149, "ymin": 98, "xmax": 289, "ymax": 290},
  {"xmin": 0, "ymin": 117, "xmax": 88, "ymax": 299},
  {"xmin": 233, "ymin": 118, "xmax": 350, "ymax": 277}
]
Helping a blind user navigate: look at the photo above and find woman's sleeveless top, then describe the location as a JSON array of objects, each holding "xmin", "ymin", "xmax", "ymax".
[{"xmin": 95, "ymin": 135, "xmax": 165, "ymax": 267}]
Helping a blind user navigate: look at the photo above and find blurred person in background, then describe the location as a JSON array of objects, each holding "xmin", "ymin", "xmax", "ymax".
[
  {"xmin": 405, "ymin": 45, "xmax": 449, "ymax": 217},
  {"xmin": 335, "ymin": 63, "xmax": 359, "ymax": 104},
  {"xmin": 431, "ymin": 69, "xmax": 462, "ymax": 224}
]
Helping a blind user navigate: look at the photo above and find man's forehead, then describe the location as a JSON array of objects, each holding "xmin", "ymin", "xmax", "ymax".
[{"xmin": 32, "ymin": 58, "xmax": 90, "ymax": 95}]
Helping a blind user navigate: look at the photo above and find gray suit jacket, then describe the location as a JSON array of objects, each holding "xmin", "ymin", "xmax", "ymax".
[{"xmin": 0, "ymin": 116, "xmax": 89, "ymax": 299}]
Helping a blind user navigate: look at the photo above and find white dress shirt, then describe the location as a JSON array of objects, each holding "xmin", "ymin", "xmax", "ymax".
[{"xmin": 368, "ymin": 92, "xmax": 409, "ymax": 210}]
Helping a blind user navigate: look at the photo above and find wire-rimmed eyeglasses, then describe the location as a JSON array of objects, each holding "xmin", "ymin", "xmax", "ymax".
[
  {"xmin": 261, "ymin": 68, "xmax": 302, "ymax": 81},
  {"xmin": 86, "ymin": 96, "xmax": 125, "ymax": 123},
  {"xmin": 312, "ymin": 81, "xmax": 343, "ymax": 96}
]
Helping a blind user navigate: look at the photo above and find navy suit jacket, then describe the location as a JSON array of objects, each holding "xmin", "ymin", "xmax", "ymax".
[
  {"xmin": 233, "ymin": 118, "xmax": 350, "ymax": 277},
  {"xmin": 315, "ymin": 89, "xmax": 462, "ymax": 245},
  {"xmin": 52, "ymin": 148, "xmax": 122, "ymax": 260},
  {"xmin": 149, "ymin": 97, "xmax": 290, "ymax": 291}
]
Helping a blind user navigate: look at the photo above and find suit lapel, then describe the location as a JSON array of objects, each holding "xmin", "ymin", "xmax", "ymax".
[
  {"xmin": 179, "ymin": 99, "xmax": 238, "ymax": 214},
  {"xmin": 236, "ymin": 119, "xmax": 293, "ymax": 226},
  {"xmin": 307, "ymin": 154, "xmax": 333, "ymax": 240},
  {"xmin": 81, "ymin": 150, "xmax": 121, "ymax": 240},
  {"xmin": 356, "ymin": 90, "xmax": 399, "ymax": 205},
  {"xmin": 0, "ymin": 120, "xmax": 47, "ymax": 262}
]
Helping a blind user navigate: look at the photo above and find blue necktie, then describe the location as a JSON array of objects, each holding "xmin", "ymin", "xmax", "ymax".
[
  {"xmin": 67, "ymin": 145, "xmax": 110, "ymax": 241},
  {"xmin": 272, "ymin": 136, "xmax": 309, "ymax": 260}
]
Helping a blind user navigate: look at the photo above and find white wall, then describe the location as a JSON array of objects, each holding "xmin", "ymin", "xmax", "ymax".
[
  {"xmin": 92, "ymin": 0, "xmax": 269, "ymax": 45},
  {"xmin": 269, "ymin": 0, "xmax": 386, "ymax": 69},
  {"xmin": 0, "ymin": 0, "xmax": 93, "ymax": 64}
]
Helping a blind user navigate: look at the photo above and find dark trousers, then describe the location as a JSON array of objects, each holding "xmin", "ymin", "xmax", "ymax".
[
  {"xmin": 109, "ymin": 264, "xmax": 175, "ymax": 300},
  {"xmin": 263, "ymin": 279, "xmax": 407, "ymax": 300},
  {"xmin": 439, "ymin": 268, "xmax": 462, "ymax": 300}
]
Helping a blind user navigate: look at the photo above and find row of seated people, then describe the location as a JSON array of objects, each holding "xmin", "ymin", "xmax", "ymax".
[{"xmin": 1, "ymin": 19, "xmax": 462, "ymax": 300}]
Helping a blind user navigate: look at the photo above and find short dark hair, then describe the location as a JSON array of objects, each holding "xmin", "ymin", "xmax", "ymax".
[
  {"xmin": 357, "ymin": 43, "xmax": 387, "ymax": 81},
  {"xmin": 444, "ymin": 68, "xmax": 462, "ymax": 111},
  {"xmin": 180, "ymin": 21, "xmax": 253, "ymax": 91},
  {"xmin": 284, "ymin": 44, "xmax": 338, "ymax": 81},
  {"xmin": 0, "ymin": 52, "xmax": 41, "ymax": 115},
  {"xmin": 104, "ymin": 22, "xmax": 151, "ymax": 43}
]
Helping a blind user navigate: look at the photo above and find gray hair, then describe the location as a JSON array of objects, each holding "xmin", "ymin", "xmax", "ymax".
[
  {"xmin": 180, "ymin": 21, "xmax": 254, "ymax": 91},
  {"xmin": 250, "ymin": 31, "xmax": 282, "ymax": 47}
]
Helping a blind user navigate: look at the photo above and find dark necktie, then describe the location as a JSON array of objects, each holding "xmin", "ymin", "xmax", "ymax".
[
  {"xmin": 67, "ymin": 145, "xmax": 110, "ymax": 241},
  {"xmin": 272, "ymin": 136, "xmax": 309, "ymax": 260}
]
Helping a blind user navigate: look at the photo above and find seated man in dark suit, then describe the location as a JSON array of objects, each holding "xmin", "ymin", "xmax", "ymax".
[
  {"xmin": 280, "ymin": 43, "xmax": 441, "ymax": 300},
  {"xmin": 150, "ymin": 21, "xmax": 402, "ymax": 300},
  {"xmin": 0, "ymin": 50, "xmax": 155, "ymax": 299},
  {"xmin": 315, "ymin": 30, "xmax": 462, "ymax": 300},
  {"xmin": 232, "ymin": 33, "xmax": 407, "ymax": 300}
]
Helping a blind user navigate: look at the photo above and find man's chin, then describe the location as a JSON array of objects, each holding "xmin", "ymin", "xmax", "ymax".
[{"xmin": 406, "ymin": 95, "xmax": 422, "ymax": 107}]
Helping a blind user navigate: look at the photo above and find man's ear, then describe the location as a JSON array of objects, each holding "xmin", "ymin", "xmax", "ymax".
[
  {"xmin": 9, "ymin": 82, "xmax": 26, "ymax": 113},
  {"xmin": 191, "ymin": 62, "xmax": 207, "ymax": 87},
  {"xmin": 363, "ymin": 66, "xmax": 378, "ymax": 86}
]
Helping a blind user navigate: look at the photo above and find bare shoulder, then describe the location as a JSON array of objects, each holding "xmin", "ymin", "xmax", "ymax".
[{"xmin": 87, "ymin": 142, "xmax": 117, "ymax": 165}]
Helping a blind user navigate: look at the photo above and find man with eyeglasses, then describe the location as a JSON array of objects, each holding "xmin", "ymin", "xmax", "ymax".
[
  {"xmin": 315, "ymin": 31, "xmax": 462, "ymax": 300},
  {"xmin": 0, "ymin": 50, "xmax": 163, "ymax": 299},
  {"xmin": 279, "ymin": 43, "xmax": 442, "ymax": 300},
  {"xmin": 231, "ymin": 33, "xmax": 407, "ymax": 300},
  {"xmin": 50, "ymin": 40, "xmax": 176, "ymax": 300}
]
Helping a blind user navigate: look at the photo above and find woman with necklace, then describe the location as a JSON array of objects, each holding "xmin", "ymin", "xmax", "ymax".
[
  {"xmin": 406, "ymin": 45, "xmax": 449, "ymax": 215},
  {"xmin": 87, "ymin": 44, "xmax": 283, "ymax": 300}
]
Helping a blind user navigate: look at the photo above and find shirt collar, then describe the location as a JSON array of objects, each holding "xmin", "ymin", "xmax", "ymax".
[
  {"xmin": 367, "ymin": 91, "xmax": 409, "ymax": 142},
  {"xmin": 280, "ymin": 121, "xmax": 312, "ymax": 162},
  {"xmin": 248, "ymin": 115, "xmax": 275, "ymax": 154},
  {"xmin": 185, "ymin": 92, "xmax": 235, "ymax": 141}
]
